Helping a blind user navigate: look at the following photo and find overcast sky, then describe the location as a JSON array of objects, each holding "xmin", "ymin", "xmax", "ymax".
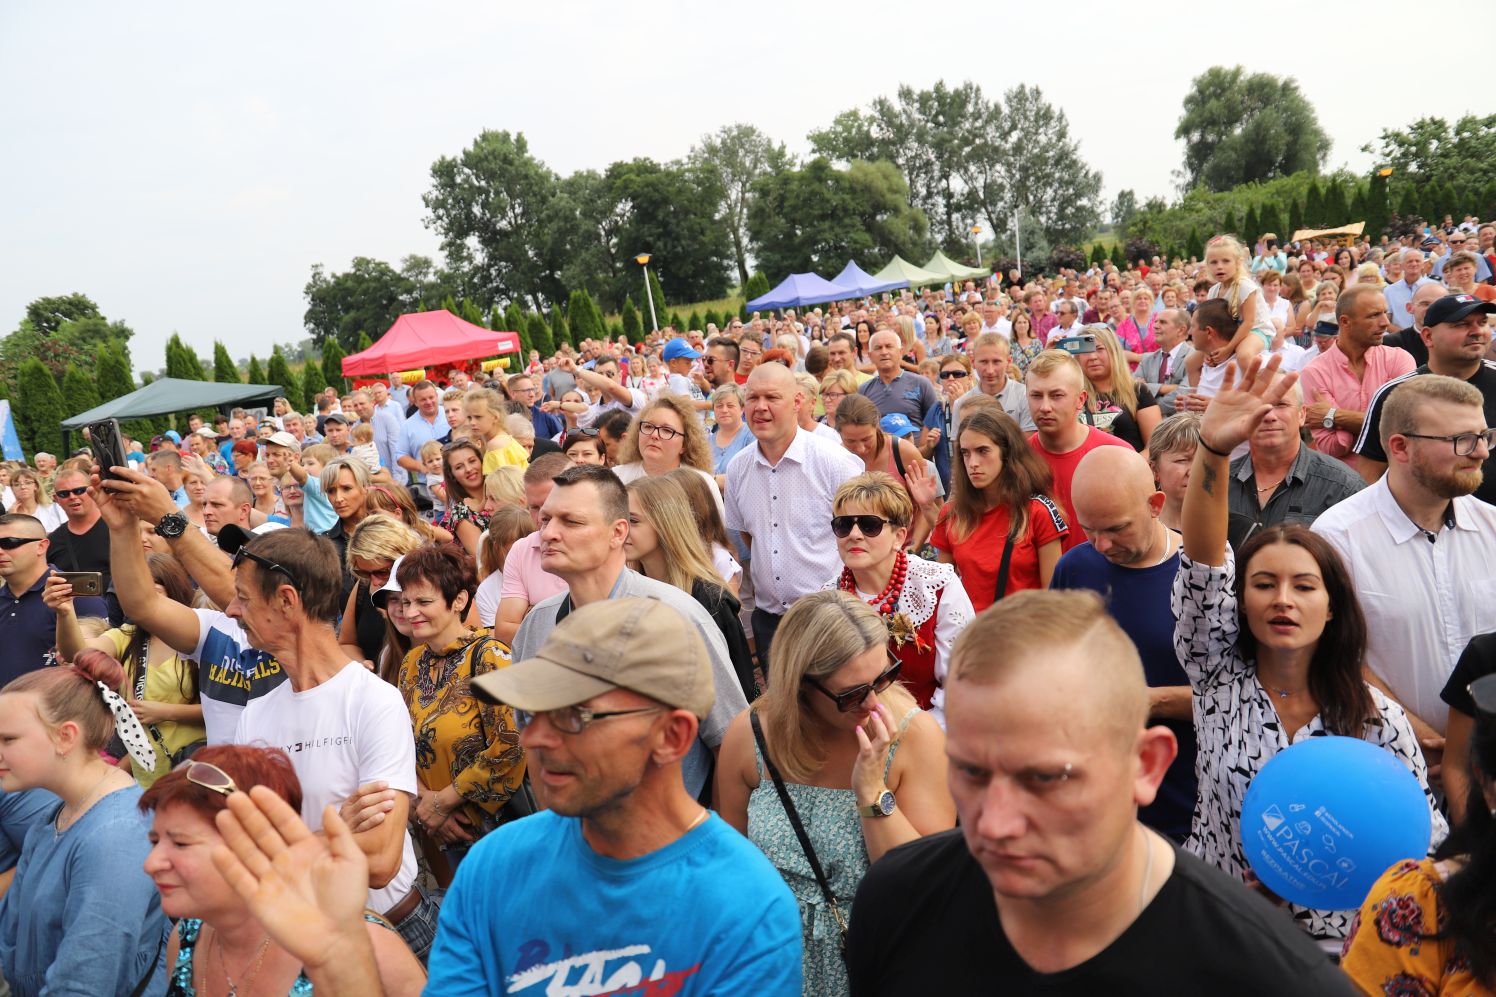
[{"xmin": 2, "ymin": 0, "xmax": 1486, "ymax": 377}]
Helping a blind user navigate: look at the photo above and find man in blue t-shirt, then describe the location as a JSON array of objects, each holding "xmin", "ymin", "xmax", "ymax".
[
  {"xmin": 1049, "ymin": 446, "xmax": 1198, "ymax": 842},
  {"xmin": 203, "ymin": 596, "xmax": 803, "ymax": 996}
]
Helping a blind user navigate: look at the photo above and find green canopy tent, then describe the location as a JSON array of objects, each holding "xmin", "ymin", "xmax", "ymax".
[
  {"xmin": 921, "ymin": 250, "xmax": 990, "ymax": 282},
  {"xmin": 871, "ymin": 256, "xmax": 946, "ymax": 288},
  {"xmin": 61, "ymin": 376, "xmax": 283, "ymax": 453}
]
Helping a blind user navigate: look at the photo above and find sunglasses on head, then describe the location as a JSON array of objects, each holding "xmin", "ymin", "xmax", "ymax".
[
  {"xmin": 831, "ymin": 514, "xmax": 893, "ymax": 539},
  {"xmin": 54, "ymin": 486, "xmax": 89, "ymax": 498},
  {"xmin": 179, "ymin": 759, "xmax": 239, "ymax": 796},
  {"xmin": 1470, "ymin": 674, "xmax": 1496, "ymax": 717},
  {"xmin": 0, "ymin": 536, "xmax": 42, "ymax": 551},
  {"xmin": 806, "ymin": 657, "xmax": 902, "ymax": 712},
  {"xmin": 231, "ymin": 547, "xmax": 302, "ymax": 590}
]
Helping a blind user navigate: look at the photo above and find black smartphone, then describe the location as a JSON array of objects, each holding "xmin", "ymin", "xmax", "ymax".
[
  {"xmin": 1056, "ymin": 334, "xmax": 1098, "ymax": 355},
  {"xmin": 87, "ymin": 418, "xmax": 128, "ymax": 480},
  {"xmin": 56, "ymin": 571, "xmax": 104, "ymax": 596}
]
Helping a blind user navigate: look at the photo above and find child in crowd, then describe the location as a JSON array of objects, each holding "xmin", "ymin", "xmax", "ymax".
[
  {"xmin": 350, "ymin": 423, "xmax": 382, "ymax": 473},
  {"xmin": 1202, "ymin": 234, "xmax": 1273, "ymax": 367},
  {"xmin": 417, "ymin": 439, "xmax": 447, "ymax": 520}
]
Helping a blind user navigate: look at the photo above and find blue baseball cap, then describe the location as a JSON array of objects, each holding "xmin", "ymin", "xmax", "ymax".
[
  {"xmin": 163, "ymin": 429, "xmax": 181, "ymax": 444},
  {"xmin": 880, "ymin": 413, "xmax": 918, "ymax": 439},
  {"xmin": 661, "ymin": 338, "xmax": 702, "ymax": 362}
]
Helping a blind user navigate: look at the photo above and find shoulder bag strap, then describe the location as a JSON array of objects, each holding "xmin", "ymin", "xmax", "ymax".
[
  {"xmin": 993, "ymin": 532, "xmax": 1017, "ymax": 603},
  {"xmin": 471, "ymin": 634, "xmax": 538, "ymax": 822},
  {"xmin": 889, "ymin": 435, "xmax": 907, "ymax": 479},
  {"xmin": 134, "ymin": 639, "xmax": 166, "ymax": 750},
  {"xmin": 127, "ymin": 926, "xmax": 168, "ymax": 997},
  {"xmin": 750, "ymin": 711, "xmax": 849, "ymax": 951}
]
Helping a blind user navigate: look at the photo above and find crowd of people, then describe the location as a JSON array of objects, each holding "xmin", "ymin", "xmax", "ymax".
[{"xmin": 0, "ymin": 217, "xmax": 1494, "ymax": 995}]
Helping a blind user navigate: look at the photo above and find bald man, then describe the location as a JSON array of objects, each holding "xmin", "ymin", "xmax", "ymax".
[
  {"xmin": 1050, "ymin": 447, "xmax": 1197, "ymax": 842},
  {"xmin": 0, "ymin": 512, "xmax": 107, "ymax": 681},
  {"xmin": 847, "ymin": 590, "xmax": 1356, "ymax": 994}
]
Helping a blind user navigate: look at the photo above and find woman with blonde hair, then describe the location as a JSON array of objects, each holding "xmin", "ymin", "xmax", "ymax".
[
  {"xmin": 6, "ymin": 467, "xmax": 64, "ymax": 531},
  {"xmin": 716, "ymin": 591, "xmax": 954, "ymax": 996},
  {"xmin": 663, "ymin": 467, "xmax": 742, "ymax": 596},
  {"xmin": 612, "ymin": 393, "xmax": 724, "ymax": 517},
  {"xmin": 473, "ymin": 504, "xmax": 535, "ymax": 628},
  {"xmin": 1076, "ymin": 324, "xmax": 1161, "ymax": 450},
  {"xmin": 483, "ymin": 465, "xmax": 525, "ymax": 510},
  {"xmin": 817, "ymin": 368, "xmax": 858, "ymax": 427},
  {"xmin": 336, "ymin": 513, "xmax": 424, "ymax": 675},
  {"xmin": 364, "ymin": 482, "xmax": 454, "ymax": 544},
  {"xmin": 794, "ymin": 372, "xmax": 842, "ymax": 443},
  {"xmin": 1116, "ymin": 286, "xmax": 1156, "ymax": 365},
  {"xmin": 1352, "ymin": 261, "xmax": 1385, "ymax": 288},
  {"xmin": 624, "ymin": 475, "xmax": 753, "ymax": 699},
  {"xmin": 892, "ymin": 314, "xmax": 925, "ymax": 373}
]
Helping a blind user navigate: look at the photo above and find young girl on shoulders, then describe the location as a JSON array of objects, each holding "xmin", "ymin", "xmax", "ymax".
[{"xmin": 1203, "ymin": 234, "xmax": 1275, "ymax": 367}]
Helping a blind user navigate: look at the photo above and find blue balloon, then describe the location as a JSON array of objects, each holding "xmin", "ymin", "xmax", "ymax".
[{"xmin": 1240, "ymin": 735, "xmax": 1431, "ymax": 911}]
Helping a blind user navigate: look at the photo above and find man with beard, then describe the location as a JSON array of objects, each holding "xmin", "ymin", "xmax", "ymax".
[{"xmin": 1314, "ymin": 374, "xmax": 1496, "ymax": 776}]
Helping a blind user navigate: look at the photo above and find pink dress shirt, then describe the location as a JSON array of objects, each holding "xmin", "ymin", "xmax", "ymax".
[{"xmin": 1297, "ymin": 343, "xmax": 1415, "ymax": 469}]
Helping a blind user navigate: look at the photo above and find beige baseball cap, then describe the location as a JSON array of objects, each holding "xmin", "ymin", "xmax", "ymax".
[{"xmin": 472, "ymin": 597, "xmax": 715, "ymax": 720}]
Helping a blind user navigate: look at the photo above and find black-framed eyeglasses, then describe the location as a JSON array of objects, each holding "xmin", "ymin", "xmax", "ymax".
[
  {"xmin": 806, "ymin": 657, "xmax": 902, "ymax": 713},
  {"xmin": 231, "ymin": 547, "xmax": 302, "ymax": 590},
  {"xmin": 1470, "ymin": 674, "xmax": 1496, "ymax": 716},
  {"xmin": 0, "ymin": 536, "xmax": 42, "ymax": 551},
  {"xmin": 939, "ymin": 369, "xmax": 969, "ymax": 380},
  {"xmin": 831, "ymin": 514, "xmax": 893, "ymax": 539},
  {"xmin": 514, "ymin": 705, "xmax": 664, "ymax": 735},
  {"xmin": 639, "ymin": 421, "xmax": 683, "ymax": 442},
  {"xmin": 179, "ymin": 759, "xmax": 239, "ymax": 797},
  {"xmin": 54, "ymin": 486, "xmax": 89, "ymax": 498},
  {"xmin": 1401, "ymin": 429, "xmax": 1496, "ymax": 457}
]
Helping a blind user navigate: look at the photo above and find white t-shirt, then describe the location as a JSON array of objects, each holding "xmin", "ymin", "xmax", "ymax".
[
  {"xmin": 579, "ymin": 388, "xmax": 645, "ymax": 429},
  {"xmin": 979, "ymin": 318, "xmax": 1013, "ymax": 339},
  {"xmin": 612, "ymin": 462, "xmax": 726, "ymax": 520},
  {"xmin": 475, "ymin": 570, "xmax": 504, "ymax": 628},
  {"xmin": 1265, "ymin": 294, "xmax": 1292, "ymax": 330},
  {"xmin": 233, "ymin": 661, "xmax": 418, "ymax": 915}
]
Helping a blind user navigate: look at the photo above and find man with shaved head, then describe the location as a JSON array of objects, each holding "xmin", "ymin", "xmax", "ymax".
[
  {"xmin": 1, "ymin": 512, "xmax": 108, "ymax": 680},
  {"xmin": 724, "ymin": 362, "xmax": 862, "ymax": 660},
  {"xmin": 1050, "ymin": 446, "xmax": 1196, "ymax": 842},
  {"xmin": 847, "ymin": 590, "xmax": 1356, "ymax": 993}
]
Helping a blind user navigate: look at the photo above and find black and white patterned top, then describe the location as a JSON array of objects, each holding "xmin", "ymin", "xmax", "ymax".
[{"xmin": 1171, "ymin": 547, "xmax": 1448, "ymax": 941}]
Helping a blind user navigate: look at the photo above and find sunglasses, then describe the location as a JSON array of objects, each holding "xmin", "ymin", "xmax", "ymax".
[
  {"xmin": 179, "ymin": 759, "xmax": 239, "ymax": 796},
  {"xmin": 806, "ymin": 657, "xmax": 902, "ymax": 712},
  {"xmin": 831, "ymin": 514, "xmax": 893, "ymax": 539},
  {"xmin": 0, "ymin": 536, "xmax": 42, "ymax": 551},
  {"xmin": 54, "ymin": 486, "xmax": 89, "ymax": 498},
  {"xmin": 1470, "ymin": 674, "xmax": 1496, "ymax": 716},
  {"xmin": 231, "ymin": 547, "xmax": 302, "ymax": 590},
  {"xmin": 939, "ymin": 369, "xmax": 968, "ymax": 380}
]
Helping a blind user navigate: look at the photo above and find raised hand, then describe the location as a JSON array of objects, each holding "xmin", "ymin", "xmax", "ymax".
[{"xmin": 1197, "ymin": 354, "xmax": 1295, "ymax": 457}]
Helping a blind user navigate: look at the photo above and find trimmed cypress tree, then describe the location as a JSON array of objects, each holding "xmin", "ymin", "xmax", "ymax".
[
  {"xmin": 1243, "ymin": 204, "xmax": 1261, "ymax": 243},
  {"xmin": 1349, "ymin": 182, "xmax": 1369, "ymax": 224},
  {"xmin": 1323, "ymin": 177, "xmax": 1349, "ymax": 226},
  {"xmin": 357, "ymin": 331, "xmax": 373, "ymax": 353},
  {"xmin": 621, "ymin": 296, "xmax": 643, "ymax": 343},
  {"xmin": 17, "ymin": 358, "xmax": 64, "ymax": 458},
  {"xmin": 549, "ymin": 308, "xmax": 571, "ymax": 351},
  {"xmin": 667, "ymin": 311, "xmax": 684, "ymax": 334},
  {"xmin": 300, "ymin": 354, "xmax": 328, "ymax": 413},
  {"xmin": 1288, "ymin": 197, "xmax": 1305, "ymax": 237},
  {"xmin": 589, "ymin": 294, "xmax": 607, "ymax": 343},
  {"xmin": 703, "ymin": 308, "xmax": 722, "ymax": 330},
  {"xmin": 687, "ymin": 310, "xmax": 703, "ymax": 333},
  {"xmin": 527, "ymin": 312, "xmax": 554, "ymax": 358},
  {"xmin": 266, "ymin": 347, "xmax": 297, "ymax": 402},
  {"xmin": 1108, "ymin": 243, "xmax": 1127, "ymax": 269},
  {"xmin": 1258, "ymin": 204, "xmax": 1283, "ymax": 242},
  {"xmin": 568, "ymin": 290, "xmax": 602, "ymax": 345},
  {"xmin": 96, "ymin": 342, "xmax": 152, "ymax": 441},
  {"xmin": 165, "ymin": 333, "xmax": 207, "ymax": 381},
  {"xmin": 1304, "ymin": 179, "xmax": 1325, "ymax": 228},
  {"xmin": 61, "ymin": 363, "xmax": 100, "ymax": 421},
  {"xmin": 321, "ymin": 340, "xmax": 347, "ymax": 394},
  {"xmin": 212, "ymin": 341, "xmax": 240, "ymax": 383},
  {"xmin": 1366, "ymin": 171, "xmax": 1391, "ymax": 238},
  {"xmin": 1221, "ymin": 207, "xmax": 1239, "ymax": 239},
  {"xmin": 441, "ymin": 295, "xmax": 459, "ymax": 317},
  {"xmin": 461, "ymin": 299, "xmax": 484, "ymax": 327},
  {"xmin": 1185, "ymin": 227, "xmax": 1204, "ymax": 261},
  {"xmin": 1397, "ymin": 187, "xmax": 1420, "ymax": 222},
  {"xmin": 246, "ymin": 355, "xmax": 266, "ymax": 386}
]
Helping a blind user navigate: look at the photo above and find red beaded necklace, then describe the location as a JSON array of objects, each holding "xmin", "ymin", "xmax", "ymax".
[{"xmin": 840, "ymin": 548, "xmax": 908, "ymax": 615}]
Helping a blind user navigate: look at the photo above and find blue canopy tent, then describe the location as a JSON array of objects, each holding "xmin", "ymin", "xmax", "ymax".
[
  {"xmin": 745, "ymin": 272, "xmax": 857, "ymax": 312},
  {"xmin": 830, "ymin": 261, "xmax": 906, "ymax": 296}
]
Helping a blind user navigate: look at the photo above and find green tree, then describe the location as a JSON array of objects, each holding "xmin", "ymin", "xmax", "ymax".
[
  {"xmin": 25, "ymin": 293, "xmax": 104, "ymax": 339},
  {"xmin": 1258, "ymin": 203, "xmax": 1283, "ymax": 243},
  {"xmin": 703, "ymin": 308, "xmax": 722, "ymax": 330},
  {"xmin": 1222, "ymin": 207, "xmax": 1239, "ymax": 238},
  {"xmin": 61, "ymin": 363, "xmax": 100, "ymax": 421},
  {"xmin": 502, "ymin": 302, "xmax": 531, "ymax": 355},
  {"xmin": 321, "ymin": 340, "xmax": 347, "ymax": 394},
  {"xmin": 689, "ymin": 124, "xmax": 794, "ymax": 285},
  {"xmin": 687, "ymin": 310, "xmax": 703, "ymax": 333},
  {"xmin": 621, "ymin": 296, "xmax": 643, "ymax": 343},
  {"xmin": 302, "ymin": 256, "xmax": 436, "ymax": 351},
  {"xmin": 568, "ymin": 290, "xmax": 603, "ymax": 344},
  {"xmin": 1366, "ymin": 170, "xmax": 1391, "ymax": 236},
  {"xmin": 1110, "ymin": 189, "xmax": 1138, "ymax": 238},
  {"xmin": 1323, "ymin": 176, "xmax": 1350, "ymax": 225},
  {"xmin": 266, "ymin": 347, "xmax": 297, "ymax": 402},
  {"xmin": 300, "ymin": 354, "xmax": 328, "ymax": 413},
  {"xmin": 1088, "ymin": 243, "xmax": 1107, "ymax": 266},
  {"xmin": 1349, "ymin": 182, "xmax": 1369, "ymax": 224},
  {"xmin": 1288, "ymin": 197, "xmax": 1305, "ymax": 235},
  {"xmin": 95, "ymin": 342, "xmax": 153, "ymax": 441},
  {"xmin": 165, "ymin": 333, "xmax": 206, "ymax": 381},
  {"xmin": 16, "ymin": 358, "xmax": 64, "ymax": 458},
  {"xmin": 356, "ymin": 331, "xmax": 373, "ymax": 352},
  {"xmin": 1362, "ymin": 115, "xmax": 1496, "ymax": 200},
  {"xmin": 460, "ymin": 299, "xmax": 484, "ymax": 327},
  {"xmin": 1109, "ymin": 243, "xmax": 1127, "ymax": 269},
  {"xmin": 1174, "ymin": 66, "xmax": 1330, "ymax": 192},
  {"xmin": 1304, "ymin": 179, "xmax": 1325, "ymax": 227},
  {"xmin": 1242, "ymin": 203, "xmax": 1261, "ymax": 243},
  {"xmin": 527, "ymin": 312, "xmax": 554, "ymax": 357},
  {"xmin": 549, "ymin": 308, "xmax": 571, "ymax": 350},
  {"xmin": 1186, "ymin": 227, "xmax": 1204, "ymax": 260},
  {"xmin": 212, "ymin": 341, "xmax": 240, "ymax": 383},
  {"xmin": 246, "ymin": 355, "xmax": 266, "ymax": 386}
]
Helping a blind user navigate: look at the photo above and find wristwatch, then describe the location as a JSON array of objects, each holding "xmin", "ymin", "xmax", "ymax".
[
  {"xmin": 1322, "ymin": 407, "xmax": 1337, "ymax": 430},
  {"xmin": 858, "ymin": 790, "xmax": 897, "ymax": 818},
  {"xmin": 154, "ymin": 511, "xmax": 189, "ymax": 539}
]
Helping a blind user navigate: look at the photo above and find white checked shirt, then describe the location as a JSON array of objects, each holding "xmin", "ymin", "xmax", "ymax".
[
  {"xmin": 723, "ymin": 428, "xmax": 863, "ymax": 615},
  {"xmin": 1312, "ymin": 477, "xmax": 1496, "ymax": 734}
]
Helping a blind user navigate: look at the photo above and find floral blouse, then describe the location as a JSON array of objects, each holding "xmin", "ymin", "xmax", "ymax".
[
  {"xmin": 397, "ymin": 628, "xmax": 525, "ymax": 830},
  {"xmin": 1011, "ymin": 337, "xmax": 1044, "ymax": 376},
  {"xmin": 1171, "ymin": 547, "xmax": 1448, "ymax": 940},
  {"xmin": 1341, "ymin": 858, "xmax": 1490, "ymax": 996}
]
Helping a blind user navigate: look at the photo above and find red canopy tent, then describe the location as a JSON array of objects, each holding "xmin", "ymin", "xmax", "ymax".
[{"xmin": 341, "ymin": 310, "xmax": 522, "ymax": 376}]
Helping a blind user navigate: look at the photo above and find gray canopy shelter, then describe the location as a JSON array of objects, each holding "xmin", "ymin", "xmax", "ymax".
[{"xmin": 61, "ymin": 377, "xmax": 282, "ymax": 452}]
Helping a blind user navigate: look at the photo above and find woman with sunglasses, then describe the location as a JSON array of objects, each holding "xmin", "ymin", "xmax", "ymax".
[
  {"xmin": 823, "ymin": 473, "xmax": 972, "ymax": 727},
  {"xmin": 922, "ymin": 355, "xmax": 971, "ymax": 494},
  {"xmin": 338, "ymin": 514, "xmax": 424, "ymax": 675},
  {"xmin": 835, "ymin": 395, "xmax": 938, "ymax": 548},
  {"xmin": 46, "ymin": 555, "xmax": 206, "ymax": 788},
  {"xmin": 1341, "ymin": 671, "xmax": 1496, "ymax": 993},
  {"xmin": 141, "ymin": 746, "xmax": 427, "ymax": 996},
  {"xmin": 0, "ymin": 654, "xmax": 169, "ymax": 997},
  {"xmin": 393, "ymin": 544, "xmax": 526, "ymax": 873},
  {"xmin": 438, "ymin": 440, "xmax": 491, "ymax": 556},
  {"xmin": 611, "ymin": 394, "xmax": 725, "ymax": 518},
  {"xmin": 716, "ymin": 592, "xmax": 954, "ymax": 997}
]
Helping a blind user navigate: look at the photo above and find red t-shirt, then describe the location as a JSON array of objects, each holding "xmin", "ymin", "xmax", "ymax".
[
  {"xmin": 931, "ymin": 496, "xmax": 1069, "ymax": 612},
  {"xmin": 1029, "ymin": 426, "xmax": 1131, "ymax": 551}
]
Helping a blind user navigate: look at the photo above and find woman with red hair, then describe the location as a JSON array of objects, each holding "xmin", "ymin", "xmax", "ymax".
[{"xmin": 141, "ymin": 744, "xmax": 426, "ymax": 995}]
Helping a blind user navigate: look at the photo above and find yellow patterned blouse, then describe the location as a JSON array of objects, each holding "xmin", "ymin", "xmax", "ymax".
[
  {"xmin": 1340, "ymin": 857, "xmax": 1490, "ymax": 996},
  {"xmin": 397, "ymin": 628, "xmax": 525, "ymax": 830}
]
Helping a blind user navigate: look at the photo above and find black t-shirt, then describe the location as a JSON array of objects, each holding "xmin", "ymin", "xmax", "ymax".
[
  {"xmin": 46, "ymin": 518, "xmax": 111, "ymax": 585},
  {"xmin": 847, "ymin": 830, "xmax": 1356, "ymax": 996},
  {"xmin": 1087, "ymin": 383, "xmax": 1157, "ymax": 452},
  {"xmin": 1442, "ymin": 631, "xmax": 1496, "ymax": 717},
  {"xmin": 1383, "ymin": 327, "xmax": 1429, "ymax": 368},
  {"xmin": 1355, "ymin": 360, "xmax": 1496, "ymax": 506}
]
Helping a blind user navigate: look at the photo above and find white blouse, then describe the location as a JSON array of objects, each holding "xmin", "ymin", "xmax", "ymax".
[{"xmin": 1171, "ymin": 546, "xmax": 1447, "ymax": 941}]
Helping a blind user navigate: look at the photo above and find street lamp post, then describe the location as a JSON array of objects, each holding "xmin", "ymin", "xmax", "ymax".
[
  {"xmin": 635, "ymin": 253, "xmax": 659, "ymax": 333},
  {"xmin": 1014, "ymin": 210, "xmax": 1022, "ymax": 280},
  {"xmin": 971, "ymin": 224, "xmax": 983, "ymax": 267}
]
